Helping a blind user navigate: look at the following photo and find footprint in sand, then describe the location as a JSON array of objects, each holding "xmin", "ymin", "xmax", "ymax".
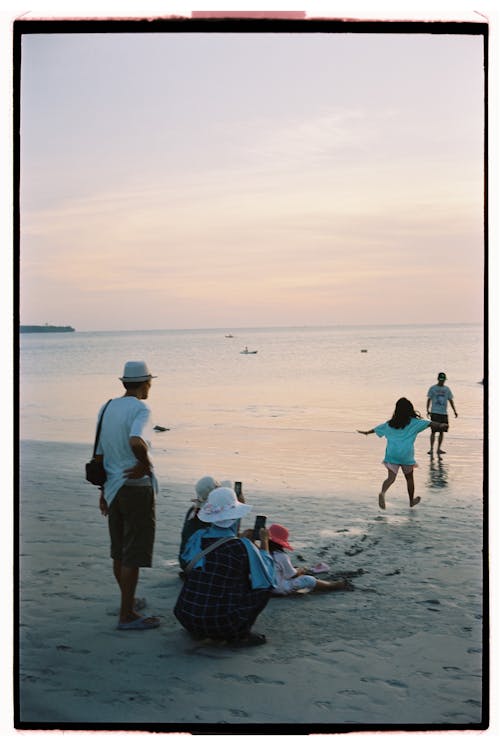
[
  {"xmin": 213, "ymin": 672, "xmax": 285, "ymax": 686},
  {"xmin": 314, "ymin": 701, "xmax": 333, "ymax": 711}
]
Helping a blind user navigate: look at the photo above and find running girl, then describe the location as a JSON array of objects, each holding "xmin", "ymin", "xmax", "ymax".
[{"xmin": 358, "ymin": 397, "xmax": 447, "ymax": 510}]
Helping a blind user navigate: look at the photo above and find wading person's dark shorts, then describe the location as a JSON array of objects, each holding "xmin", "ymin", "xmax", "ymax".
[
  {"xmin": 430, "ymin": 413, "xmax": 449, "ymax": 432},
  {"xmin": 108, "ymin": 484, "xmax": 155, "ymax": 567}
]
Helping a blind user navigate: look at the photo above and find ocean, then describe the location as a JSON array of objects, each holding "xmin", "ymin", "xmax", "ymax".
[{"xmin": 19, "ymin": 323, "xmax": 484, "ymax": 503}]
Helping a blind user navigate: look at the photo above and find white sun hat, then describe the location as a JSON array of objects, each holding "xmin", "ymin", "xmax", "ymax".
[{"xmin": 198, "ymin": 486, "xmax": 251, "ymax": 526}]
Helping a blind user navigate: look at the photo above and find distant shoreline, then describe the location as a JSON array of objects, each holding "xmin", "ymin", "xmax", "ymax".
[{"xmin": 20, "ymin": 325, "xmax": 75, "ymax": 333}]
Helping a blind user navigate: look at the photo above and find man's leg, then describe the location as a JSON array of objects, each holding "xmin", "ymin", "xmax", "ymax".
[
  {"xmin": 113, "ymin": 559, "xmax": 140, "ymax": 620},
  {"xmin": 428, "ymin": 428, "xmax": 436, "ymax": 454},
  {"xmin": 119, "ymin": 564, "xmax": 140, "ymax": 623},
  {"xmin": 113, "ymin": 559, "xmax": 145, "ymax": 614},
  {"xmin": 113, "ymin": 558, "xmax": 122, "ymax": 588},
  {"xmin": 116, "ymin": 486, "xmax": 159, "ymax": 628},
  {"xmin": 438, "ymin": 430, "xmax": 445, "ymax": 453}
]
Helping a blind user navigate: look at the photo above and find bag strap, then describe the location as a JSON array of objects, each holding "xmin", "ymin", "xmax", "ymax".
[
  {"xmin": 184, "ymin": 536, "xmax": 235, "ymax": 575},
  {"xmin": 92, "ymin": 399, "xmax": 112, "ymax": 457}
]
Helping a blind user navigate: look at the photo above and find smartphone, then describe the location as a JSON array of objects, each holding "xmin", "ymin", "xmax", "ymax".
[
  {"xmin": 253, "ymin": 514, "xmax": 267, "ymax": 541},
  {"xmin": 234, "ymin": 481, "xmax": 242, "ymax": 498}
]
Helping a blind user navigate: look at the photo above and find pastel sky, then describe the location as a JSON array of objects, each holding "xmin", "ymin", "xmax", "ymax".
[{"xmin": 19, "ymin": 20, "xmax": 485, "ymax": 331}]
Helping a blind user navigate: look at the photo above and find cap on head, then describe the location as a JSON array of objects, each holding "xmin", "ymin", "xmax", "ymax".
[
  {"xmin": 438, "ymin": 372, "xmax": 446, "ymax": 381},
  {"xmin": 120, "ymin": 361, "xmax": 157, "ymax": 383}
]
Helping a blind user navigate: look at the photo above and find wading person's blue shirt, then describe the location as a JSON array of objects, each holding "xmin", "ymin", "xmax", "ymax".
[{"xmin": 374, "ymin": 418, "xmax": 430, "ymax": 465}]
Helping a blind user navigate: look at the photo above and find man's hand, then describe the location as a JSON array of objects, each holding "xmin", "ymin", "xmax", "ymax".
[
  {"xmin": 123, "ymin": 462, "xmax": 151, "ymax": 479},
  {"xmin": 127, "ymin": 436, "xmax": 152, "ymax": 479},
  {"xmin": 99, "ymin": 491, "xmax": 109, "ymax": 517}
]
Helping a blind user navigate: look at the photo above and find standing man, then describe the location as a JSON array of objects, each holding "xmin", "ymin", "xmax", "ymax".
[
  {"xmin": 96, "ymin": 361, "xmax": 160, "ymax": 630},
  {"xmin": 426, "ymin": 372, "xmax": 458, "ymax": 455}
]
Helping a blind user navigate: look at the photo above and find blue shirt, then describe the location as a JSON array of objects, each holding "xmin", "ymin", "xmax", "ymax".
[
  {"xmin": 374, "ymin": 418, "xmax": 430, "ymax": 465},
  {"xmin": 182, "ymin": 526, "xmax": 275, "ymax": 590},
  {"xmin": 427, "ymin": 384, "xmax": 454, "ymax": 415}
]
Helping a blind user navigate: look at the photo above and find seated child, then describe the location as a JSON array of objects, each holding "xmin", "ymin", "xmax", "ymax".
[{"xmin": 268, "ymin": 523, "xmax": 348, "ymax": 595}]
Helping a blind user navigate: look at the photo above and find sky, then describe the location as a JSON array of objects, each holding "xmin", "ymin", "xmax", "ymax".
[{"xmin": 16, "ymin": 10, "xmax": 487, "ymax": 332}]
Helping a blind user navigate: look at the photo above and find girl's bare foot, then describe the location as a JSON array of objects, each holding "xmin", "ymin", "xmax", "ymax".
[
  {"xmin": 378, "ymin": 492, "xmax": 386, "ymax": 509},
  {"xmin": 315, "ymin": 579, "xmax": 353, "ymax": 592},
  {"xmin": 410, "ymin": 496, "xmax": 421, "ymax": 507}
]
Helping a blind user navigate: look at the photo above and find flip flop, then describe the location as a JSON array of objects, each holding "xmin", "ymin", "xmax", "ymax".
[{"xmin": 117, "ymin": 615, "xmax": 160, "ymax": 630}]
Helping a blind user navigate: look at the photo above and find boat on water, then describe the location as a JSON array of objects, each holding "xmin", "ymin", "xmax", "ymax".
[
  {"xmin": 240, "ymin": 347, "xmax": 258, "ymax": 355},
  {"xmin": 20, "ymin": 324, "xmax": 75, "ymax": 333},
  {"xmin": 225, "ymin": 334, "xmax": 234, "ymax": 338}
]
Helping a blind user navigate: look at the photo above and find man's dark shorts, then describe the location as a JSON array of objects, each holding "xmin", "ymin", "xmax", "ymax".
[
  {"xmin": 430, "ymin": 412, "xmax": 449, "ymax": 432},
  {"xmin": 108, "ymin": 484, "xmax": 155, "ymax": 567}
]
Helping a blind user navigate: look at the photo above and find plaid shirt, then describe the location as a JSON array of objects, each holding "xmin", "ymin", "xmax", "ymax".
[{"xmin": 174, "ymin": 537, "xmax": 271, "ymax": 639}]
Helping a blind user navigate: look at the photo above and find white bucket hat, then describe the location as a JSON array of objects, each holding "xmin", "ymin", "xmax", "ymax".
[
  {"xmin": 198, "ymin": 486, "xmax": 251, "ymax": 525},
  {"xmin": 120, "ymin": 361, "xmax": 157, "ymax": 383},
  {"xmin": 193, "ymin": 476, "xmax": 221, "ymax": 507}
]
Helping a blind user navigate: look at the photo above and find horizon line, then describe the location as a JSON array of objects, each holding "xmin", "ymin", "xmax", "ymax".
[{"xmin": 53, "ymin": 321, "xmax": 483, "ymax": 334}]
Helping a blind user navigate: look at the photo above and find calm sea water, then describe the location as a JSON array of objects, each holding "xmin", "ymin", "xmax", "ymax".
[{"xmin": 19, "ymin": 324, "xmax": 484, "ymax": 499}]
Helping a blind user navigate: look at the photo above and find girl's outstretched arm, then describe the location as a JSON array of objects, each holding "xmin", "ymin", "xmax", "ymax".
[
  {"xmin": 357, "ymin": 429, "xmax": 375, "ymax": 435},
  {"xmin": 428, "ymin": 421, "xmax": 448, "ymax": 431}
]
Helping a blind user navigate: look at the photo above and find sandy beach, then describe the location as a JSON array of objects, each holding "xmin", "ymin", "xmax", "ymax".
[{"xmin": 15, "ymin": 437, "xmax": 487, "ymax": 734}]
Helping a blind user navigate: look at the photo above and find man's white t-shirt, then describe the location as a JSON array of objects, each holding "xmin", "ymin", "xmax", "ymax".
[{"xmin": 96, "ymin": 396, "xmax": 155, "ymax": 505}]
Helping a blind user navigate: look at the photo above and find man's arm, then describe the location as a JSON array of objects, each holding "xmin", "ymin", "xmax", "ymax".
[
  {"xmin": 426, "ymin": 397, "xmax": 432, "ymax": 415},
  {"xmin": 124, "ymin": 436, "xmax": 152, "ymax": 479},
  {"xmin": 449, "ymin": 398, "xmax": 458, "ymax": 417}
]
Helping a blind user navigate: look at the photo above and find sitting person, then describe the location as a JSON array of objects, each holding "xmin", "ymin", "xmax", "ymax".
[
  {"xmin": 174, "ymin": 487, "xmax": 275, "ymax": 646},
  {"xmin": 268, "ymin": 524, "xmax": 349, "ymax": 595},
  {"xmin": 178, "ymin": 476, "xmax": 219, "ymax": 570},
  {"xmin": 178, "ymin": 476, "xmax": 245, "ymax": 571}
]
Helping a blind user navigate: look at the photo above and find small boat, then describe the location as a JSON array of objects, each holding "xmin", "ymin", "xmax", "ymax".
[
  {"xmin": 360, "ymin": 349, "xmax": 368, "ymax": 353},
  {"xmin": 153, "ymin": 425, "xmax": 170, "ymax": 432},
  {"xmin": 240, "ymin": 347, "xmax": 258, "ymax": 355},
  {"xmin": 225, "ymin": 334, "xmax": 234, "ymax": 338}
]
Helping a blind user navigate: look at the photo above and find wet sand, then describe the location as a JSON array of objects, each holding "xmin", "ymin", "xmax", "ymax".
[{"xmin": 14, "ymin": 438, "xmax": 487, "ymax": 734}]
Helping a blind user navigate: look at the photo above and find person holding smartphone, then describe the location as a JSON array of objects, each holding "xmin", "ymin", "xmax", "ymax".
[
  {"xmin": 178, "ymin": 476, "xmax": 246, "ymax": 572},
  {"xmin": 174, "ymin": 487, "xmax": 275, "ymax": 646},
  {"xmin": 267, "ymin": 524, "xmax": 350, "ymax": 595}
]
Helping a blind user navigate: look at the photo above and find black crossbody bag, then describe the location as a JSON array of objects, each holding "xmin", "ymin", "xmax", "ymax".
[{"xmin": 85, "ymin": 399, "xmax": 112, "ymax": 486}]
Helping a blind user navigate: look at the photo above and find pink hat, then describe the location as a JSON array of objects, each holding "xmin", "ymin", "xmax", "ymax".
[{"xmin": 268, "ymin": 523, "xmax": 293, "ymax": 550}]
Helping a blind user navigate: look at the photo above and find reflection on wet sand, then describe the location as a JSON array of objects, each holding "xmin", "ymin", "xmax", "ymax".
[{"xmin": 427, "ymin": 454, "xmax": 449, "ymax": 489}]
